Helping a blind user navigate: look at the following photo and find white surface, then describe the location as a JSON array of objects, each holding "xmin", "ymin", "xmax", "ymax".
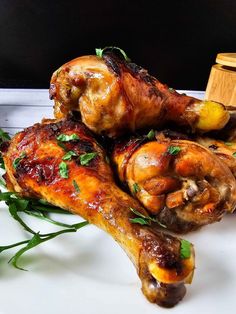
[{"xmin": 1, "ymin": 89, "xmax": 235, "ymax": 314}]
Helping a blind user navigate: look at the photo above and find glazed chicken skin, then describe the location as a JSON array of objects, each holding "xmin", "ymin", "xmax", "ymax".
[
  {"xmin": 2, "ymin": 117, "xmax": 194, "ymax": 308},
  {"xmin": 197, "ymin": 137, "xmax": 236, "ymax": 177},
  {"xmin": 112, "ymin": 134, "xmax": 236, "ymax": 233},
  {"xmin": 49, "ymin": 53, "xmax": 229, "ymax": 138}
]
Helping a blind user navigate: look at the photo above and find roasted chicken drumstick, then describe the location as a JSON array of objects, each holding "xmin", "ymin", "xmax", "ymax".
[
  {"xmin": 2, "ymin": 117, "xmax": 194, "ymax": 308},
  {"xmin": 50, "ymin": 52, "xmax": 229, "ymax": 138},
  {"xmin": 112, "ymin": 134, "xmax": 236, "ymax": 233}
]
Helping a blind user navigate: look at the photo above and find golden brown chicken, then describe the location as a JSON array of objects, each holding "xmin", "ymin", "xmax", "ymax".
[
  {"xmin": 49, "ymin": 52, "xmax": 229, "ymax": 138},
  {"xmin": 197, "ymin": 137, "xmax": 236, "ymax": 177},
  {"xmin": 112, "ymin": 133, "xmax": 236, "ymax": 233},
  {"xmin": 2, "ymin": 117, "xmax": 194, "ymax": 308}
]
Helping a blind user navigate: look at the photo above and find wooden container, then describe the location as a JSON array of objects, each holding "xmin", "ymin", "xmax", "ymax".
[{"xmin": 205, "ymin": 53, "xmax": 236, "ymax": 106}]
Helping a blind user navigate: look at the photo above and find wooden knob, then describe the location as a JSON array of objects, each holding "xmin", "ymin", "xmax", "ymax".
[{"xmin": 205, "ymin": 53, "xmax": 236, "ymax": 107}]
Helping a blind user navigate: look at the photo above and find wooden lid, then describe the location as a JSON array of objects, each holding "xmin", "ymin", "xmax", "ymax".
[{"xmin": 216, "ymin": 53, "xmax": 236, "ymax": 67}]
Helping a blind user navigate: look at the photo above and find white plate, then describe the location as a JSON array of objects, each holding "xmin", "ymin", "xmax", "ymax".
[{"xmin": 0, "ymin": 89, "xmax": 235, "ymax": 314}]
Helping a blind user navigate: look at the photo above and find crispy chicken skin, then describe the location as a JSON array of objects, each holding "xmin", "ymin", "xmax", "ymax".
[
  {"xmin": 197, "ymin": 137, "xmax": 236, "ymax": 177},
  {"xmin": 112, "ymin": 135, "xmax": 236, "ymax": 233},
  {"xmin": 49, "ymin": 53, "xmax": 229, "ymax": 138},
  {"xmin": 2, "ymin": 117, "xmax": 194, "ymax": 308}
]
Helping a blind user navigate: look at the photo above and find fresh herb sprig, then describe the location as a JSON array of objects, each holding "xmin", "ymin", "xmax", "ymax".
[
  {"xmin": 95, "ymin": 46, "xmax": 130, "ymax": 61},
  {"xmin": 129, "ymin": 207, "xmax": 166, "ymax": 228},
  {"xmin": 0, "ymin": 189, "xmax": 89, "ymax": 270},
  {"xmin": 4, "ymin": 221, "xmax": 88, "ymax": 270}
]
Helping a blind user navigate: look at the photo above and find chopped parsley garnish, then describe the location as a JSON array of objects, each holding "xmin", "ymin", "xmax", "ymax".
[
  {"xmin": 56, "ymin": 134, "xmax": 80, "ymax": 142},
  {"xmin": 95, "ymin": 46, "xmax": 130, "ymax": 61},
  {"xmin": 225, "ymin": 142, "xmax": 233, "ymax": 146},
  {"xmin": 147, "ymin": 129, "xmax": 155, "ymax": 140},
  {"xmin": 59, "ymin": 161, "xmax": 68, "ymax": 178},
  {"xmin": 13, "ymin": 152, "xmax": 26, "ymax": 169},
  {"xmin": 168, "ymin": 87, "xmax": 175, "ymax": 93},
  {"xmin": 73, "ymin": 180, "xmax": 80, "ymax": 193},
  {"xmin": 80, "ymin": 152, "xmax": 97, "ymax": 166},
  {"xmin": 167, "ymin": 146, "xmax": 181, "ymax": 155},
  {"xmin": 180, "ymin": 239, "xmax": 191, "ymax": 259},
  {"xmin": 62, "ymin": 151, "xmax": 77, "ymax": 161},
  {"xmin": 232, "ymin": 152, "xmax": 236, "ymax": 157},
  {"xmin": 0, "ymin": 129, "xmax": 89, "ymax": 271},
  {"xmin": 133, "ymin": 183, "xmax": 140, "ymax": 194}
]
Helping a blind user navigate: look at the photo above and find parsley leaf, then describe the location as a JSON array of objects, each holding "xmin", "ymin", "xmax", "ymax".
[
  {"xmin": 225, "ymin": 142, "xmax": 233, "ymax": 146},
  {"xmin": 56, "ymin": 134, "xmax": 80, "ymax": 142},
  {"xmin": 232, "ymin": 152, "xmax": 236, "ymax": 157},
  {"xmin": 95, "ymin": 46, "xmax": 130, "ymax": 61},
  {"xmin": 13, "ymin": 152, "xmax": 26, "ymax": 169},
  {"xmin": 73, "ymin": 180, "xmax": 80, "ymax": 193},
  {"xmin": 180, "ymin": 239, "xmax": 191, "ymax": 259},
  {"xmin": 133, "ymin": 183, "xmax": 140, "ymax": 194},
  {"xmin": 167, "ymin": 146, "xmax": 181, "ymax": 155},
  {"xmin": 168, "ymin": 87, "xmax": 175, "ymax": 93},
  {"xmin": 147, "ymin": 129, "xmax": 155, "ymax": 140},
  {"xmin": 80, "ymin": 152, "xmax": 97, "ymax": 166},
  {"xmin": 62, "ymin": 150, "xmax": 77, "ymax": 161},
  {"xmin": 59, "ymin": 161, "xmax": 68, "ymax": 178}
]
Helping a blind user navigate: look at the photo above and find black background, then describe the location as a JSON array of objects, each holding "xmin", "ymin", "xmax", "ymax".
[{"xmin": 0, "ymin": 0, "xmax": 235, "ymax": 90}]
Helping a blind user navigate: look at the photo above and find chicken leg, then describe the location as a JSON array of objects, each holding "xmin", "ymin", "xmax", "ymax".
[
  {"xmin": 50, "ymin": 53, "xmax": 229, "ymax": 138},
  {"xmin": 2, "ymin": 117, "xmax": 194, "ymax": 308},
  {"xmin": 112, "ymin": 134, "xmax": 236, "ymax": 233}
]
